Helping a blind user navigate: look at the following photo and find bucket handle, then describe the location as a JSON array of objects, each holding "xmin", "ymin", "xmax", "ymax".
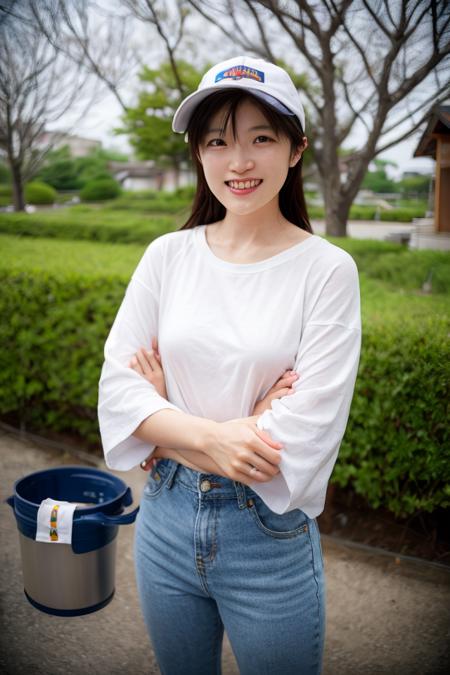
[
  {"xmin": 5, "ymin": 496, "xmax": 139, "ymax": 526},
  {"xmin": 77, "ymin": 505, "xmax": 140, "ymax": 526}
]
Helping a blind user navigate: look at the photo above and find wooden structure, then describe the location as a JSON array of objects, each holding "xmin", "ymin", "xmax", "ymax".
[{"xmin": 414, "ymin": 105, "xmax": 450, "ymax": 233}]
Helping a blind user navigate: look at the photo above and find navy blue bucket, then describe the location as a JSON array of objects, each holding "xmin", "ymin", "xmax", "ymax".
[{"xmin": 6, "ymin": 465, "xmax": 139, "ymax": 616}]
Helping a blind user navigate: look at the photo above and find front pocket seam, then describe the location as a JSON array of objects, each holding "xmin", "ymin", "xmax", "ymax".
[
  {"xmin": 247, "ymin": 502, "xmax": 309, "ymax": 539},
  {"xmin": 143, "ymin": 470, "xmax": 170, "ymax": 499}
]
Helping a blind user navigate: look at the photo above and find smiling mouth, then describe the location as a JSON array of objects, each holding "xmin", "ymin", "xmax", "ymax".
[{"xmin": 225, "ymin": 179, "xmax": 263, "ymax": 190}]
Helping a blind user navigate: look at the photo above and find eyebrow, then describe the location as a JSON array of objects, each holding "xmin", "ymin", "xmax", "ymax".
[{"xmin": 205, "ymin": 124, "xmax": 273, "ymax": 134}]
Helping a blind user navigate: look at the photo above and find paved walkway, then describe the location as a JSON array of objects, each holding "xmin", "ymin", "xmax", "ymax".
[
  {"xmin": 312, "ymin": 219, "xmax": 450, "ymax": 250},
  {"xmin": 1, "ymin": 427, "xmax": 449, "ymax": 675}
]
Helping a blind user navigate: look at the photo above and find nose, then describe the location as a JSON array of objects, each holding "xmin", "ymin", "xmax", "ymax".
[{"xmin": 228, "ymin": 146, "xmax": 255, "ymax": 174}]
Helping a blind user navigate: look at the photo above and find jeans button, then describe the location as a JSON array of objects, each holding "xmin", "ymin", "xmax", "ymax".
[{"xmin": 200, "ymin": 480, "xmax": 211, "ymax": 492}]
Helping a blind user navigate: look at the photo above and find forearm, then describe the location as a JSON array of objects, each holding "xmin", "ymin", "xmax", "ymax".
[
  {"xmin": 133, "ymin": 409, "xmax": 218, "ymax": 455},
  {"xmin": 156, "ymin": 446, "xmax": 227, "ymax": 476}
]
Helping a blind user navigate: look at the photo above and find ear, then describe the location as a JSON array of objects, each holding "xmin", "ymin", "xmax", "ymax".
[{"xmin": 289, "ymin": 136, "xmax": 308, "ymax": 168}]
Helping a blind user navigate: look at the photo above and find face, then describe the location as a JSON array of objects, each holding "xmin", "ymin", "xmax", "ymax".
[{"xmin": 197, "ymin": 98, "xmax": 306, "ymax": 218}]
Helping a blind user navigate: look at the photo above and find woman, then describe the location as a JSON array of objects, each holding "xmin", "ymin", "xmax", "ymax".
[{"xmin": 98, "ymin": 55, "xmax": 362, "ymax": 675}]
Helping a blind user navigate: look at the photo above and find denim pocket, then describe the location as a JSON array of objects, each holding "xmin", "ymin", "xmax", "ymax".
[
  {"xmin": 246, "ymin": 493, "xmax": 309, "ymax": 539},
  {"xmin": 142, "ymin": 458, "xmax": 172, "ymax": 500}
]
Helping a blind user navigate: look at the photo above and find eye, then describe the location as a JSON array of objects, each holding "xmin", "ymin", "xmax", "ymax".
[
  {"xmin": 254, "ymin": 135, "xmax": 273, "ymax": 143},
  {"xmin": 206, "ymin": 138, "xmax": 226, "ymax": 147}
]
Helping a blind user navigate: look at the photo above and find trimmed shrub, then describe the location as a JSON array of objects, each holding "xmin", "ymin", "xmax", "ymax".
[
  {"xmin": 0, "ymin": 234, "xmax": 449, "ymax": 517},
  {"xmin": 334, "ymin": 318, "xmax": 449, "ymax": 516},
  {"xmin": 24, "ymin": 181, "xmax": 57, "ymax": 205},
  {"xmin": 0, "ymin": 210, "xmax": 176, "ymax": 244},
  {"xmin": 307, "ymin": 204, "xmax": 427, "ymax": 222},
  {"xmin": 379, "ymin": 207, "xmax": 427, "ymax": 222},
  {"xmin": 0, "ymin": 184, "xmax": 12, "ymax": 207},
  {"xmin": 80, "ymin": 178, "xmax": 121, "ymax": 202},
  {"xmin": 329, "ymin": 238, "xmax": 450, "ymax": 295}
]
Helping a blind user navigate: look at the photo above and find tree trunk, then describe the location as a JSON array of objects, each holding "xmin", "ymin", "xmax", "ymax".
[
  {"xmin": 11, "ymin": 162, "xmax": 25, "ymax": 212},
  {"xmin": 324, "ymin": 193, "xmax": 353, "ymax": 237},
  {"xmin": 317, "ymin": 151, "xmax": 351, "ymax": 237}
]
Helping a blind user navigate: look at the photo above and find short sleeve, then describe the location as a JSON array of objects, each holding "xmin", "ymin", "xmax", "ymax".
[
  {"xmin": 252, "ymin": 253, "xmax": 362, "ymax": 517},
  {"xmin": 97, "ymin": 237, "xmax": 184, "ymax": 471}
]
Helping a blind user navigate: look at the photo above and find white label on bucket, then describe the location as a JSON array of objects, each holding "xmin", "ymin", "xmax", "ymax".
[{"xmin": 35, "ymin": 498, "xmax": 78, "ymax": 545}]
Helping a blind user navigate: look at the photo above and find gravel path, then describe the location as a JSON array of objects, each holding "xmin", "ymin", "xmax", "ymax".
[{"xmin": 1, "ymin": 427, "xmax": 449, "ymax": 675}]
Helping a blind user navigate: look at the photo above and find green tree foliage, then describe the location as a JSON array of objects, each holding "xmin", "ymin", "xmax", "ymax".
[
  {"xmin": 362, "ymin": 158, "xmax": 398, "ymax": 193},
  {"xmin": 398, "ymin": 174, "xmax": 432, "ymax": 198},
  {"xmin": 36, "ymin": 146, "xmax": 128, "ymax": 191},
  {"xmin": 0, "ymin": 161, "xmax": 11, "ymax": 184},
  {"xmin": 115, "ymin": 60, "xmax": 202, "ymax": 170}
]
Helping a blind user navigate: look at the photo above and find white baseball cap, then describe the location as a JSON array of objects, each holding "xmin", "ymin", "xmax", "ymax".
[{"xmin": 172, "ymin": 55, "xmax": 306, "ymax": 134}]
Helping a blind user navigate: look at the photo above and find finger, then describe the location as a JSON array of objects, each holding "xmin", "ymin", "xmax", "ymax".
[
  {"xmin": 142, "ymin": 347, "xmax": 162, "ymax": 372},
  {"xmin": 277, "ymin": 373, "xmax": 299, "ymax": 386},
  {"xmin": 140, "ymin": 456, "xmax": 154, "ymax": 471},
  {"xmin": 254, "ymin": 427, "xmax": 284, "ymax": 450},
  {"xmin": 152, "ymin": 335, "xmax": 160, "ymax": 357},
  {"xmin": 272, "ymin": 387, "xmax": 297, "ymax": 399},
  {"xmin": 136, "ymin": 348, "xmax": 153, "ymax": 376},
  {"xmin": 245, "ymin": 446, "xmax": 282, "ymax": 476},
  {"xmin": 235, "ymin": 465, "xmax": 276, "ymax": 483},
  {"xmin": 242, "ymin": 456, "xmax": 280, "ymax": 478},
  {"xmin": 129, "ymin": 355, "xmax": 144, "ymax": 375},
  {"xmin": 150, "ymin": 349, "xmax": 163, "ymax": 365}
]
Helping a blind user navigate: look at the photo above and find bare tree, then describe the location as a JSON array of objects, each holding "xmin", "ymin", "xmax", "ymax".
[
  {"xmin": 187, "ymin": 0, "xmax": 450, "ymax": 236},
  {"xmin": 0, "ymin": 1, "xmax": 100, "ymax": 211},
  {"xmin": 120, "ymin": 0, "xmax": 191, "ymax": 96},
  {"xmin": 33, "ymin": 0, "xmax": 141, "ymax": 114}
]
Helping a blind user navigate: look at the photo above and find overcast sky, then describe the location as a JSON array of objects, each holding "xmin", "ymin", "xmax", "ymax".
[{"xmin": 51, "ymin": 1, "xmax": 439, "ymax": 180}]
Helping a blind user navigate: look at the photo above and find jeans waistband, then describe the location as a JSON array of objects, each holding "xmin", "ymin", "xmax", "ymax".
[{"xmin": 155, "ymin": 458, "xmax": 260, "ymax": 507}]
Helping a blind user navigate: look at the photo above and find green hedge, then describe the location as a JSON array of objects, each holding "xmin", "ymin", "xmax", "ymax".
[
  {"xmin": 0, "ymin": 184, "xmax": 12, "ymax": 207},
  {"xmin": 327, "ymin": 238, "xmax": 450, "ymax": 295},
  {"xmin": 335, "ymin": 317, "xmax": 449, "ymax": 516},
  {"xmin": 0, "ymin": 236, "xmax": 145, "ymax": 446},
  {"xmin": 0, "ymin": 233, "xmax": 448, "ymax": 517},
  {"xmin": 307, "ymin": 204, "xmax": 427, "ymax": 221},
  {"xmin": 80, "ymin": 178, "xmax": 121, "ymax": 202},
  {"xmin": 0, "ymin": 209, "xmax": 176, "ymax": 244},
  {"xmin": 25, "ymin": 181, "xmax": 57, "ymax": 205}
]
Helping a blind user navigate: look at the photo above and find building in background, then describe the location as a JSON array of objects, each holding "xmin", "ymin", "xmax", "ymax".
[
  {"xmin": 36, "ymin": 131, "xmax": 102, "ymax": 157},
  {"xmin": 414, "ymin": 105, "xmax": 450, "ymax": 234},
  {"xmin": 108, "ymin": 160, "xmax": 194, "ymax": 191}
]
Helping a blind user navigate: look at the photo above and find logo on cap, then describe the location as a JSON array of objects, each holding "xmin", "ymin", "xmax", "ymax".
[{"xmin": 215, "ymin": 66, "xmax": 265, "ymax": 84}]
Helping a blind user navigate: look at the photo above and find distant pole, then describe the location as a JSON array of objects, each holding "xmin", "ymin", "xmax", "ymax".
[{"xmin": 426, "ymin": 174, "xmax": 434, "ymax": 218}]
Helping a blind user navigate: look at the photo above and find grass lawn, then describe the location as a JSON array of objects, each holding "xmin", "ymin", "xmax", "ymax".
[{"xmin": 1, "ymin": 232, "xmax": 448, "ymax": 330}]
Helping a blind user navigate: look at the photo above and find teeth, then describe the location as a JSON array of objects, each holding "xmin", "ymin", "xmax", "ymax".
[{"xmin": 228, "ymin": 179, "xmax": 261, "ymax": 190}]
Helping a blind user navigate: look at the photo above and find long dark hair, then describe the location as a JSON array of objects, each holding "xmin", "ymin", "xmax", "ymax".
[{"xmin": 178, "ymin": 88, "xmax": 312, "ymax": 233}]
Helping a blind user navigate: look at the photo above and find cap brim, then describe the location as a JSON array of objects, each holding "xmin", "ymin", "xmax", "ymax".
[{"xmin": 172, "ymin": 86, "xmax": 298, "ymax": 134}]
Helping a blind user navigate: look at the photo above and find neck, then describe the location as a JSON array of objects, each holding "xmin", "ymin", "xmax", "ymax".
[{"xmin": 219, "ymin": 198, "xmax": 287, "ymax": 247}]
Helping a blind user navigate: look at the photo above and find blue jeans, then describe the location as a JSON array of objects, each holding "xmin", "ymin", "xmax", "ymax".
[{"xmin": 134, "ymin": 458, "xmax": 326, "ymax": 675}]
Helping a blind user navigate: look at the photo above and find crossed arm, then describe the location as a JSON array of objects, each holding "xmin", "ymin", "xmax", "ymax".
[{"xmin": 128, "ymin": 336, "xmax": 300, "ymax": 477}]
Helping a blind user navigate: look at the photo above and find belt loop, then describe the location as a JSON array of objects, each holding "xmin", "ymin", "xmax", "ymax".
[
  {"xmin": 165, "ymin": 460, "xmax": 181, "ymax": 490},
  {"xmin": 233, "ymin": 481, "xmax": 249, "ymax": 509}
]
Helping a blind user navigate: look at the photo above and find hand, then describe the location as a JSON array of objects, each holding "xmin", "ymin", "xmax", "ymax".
[
  {"xmin": 140, "ymin": 444, "xmax": 165, "ymax": 472},
  {"xmin": 253, "ymin": 369, "xmax": 299, "ymax": 415},
  {"xmin": 128, "ymin": 335, "xmax": 167, "ymax": 399},
  {"xmin": 142, "ymin": 445, "xmax": 223, "ymax": 475},
  {"xmin": 208, "ymin": 414, "xmax": 284, "ymax": 484}
]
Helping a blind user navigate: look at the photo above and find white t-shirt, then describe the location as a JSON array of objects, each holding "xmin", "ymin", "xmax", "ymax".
[{"xmin": 98, "ymin": 224, "xmax": 362, "ymax": 517}]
